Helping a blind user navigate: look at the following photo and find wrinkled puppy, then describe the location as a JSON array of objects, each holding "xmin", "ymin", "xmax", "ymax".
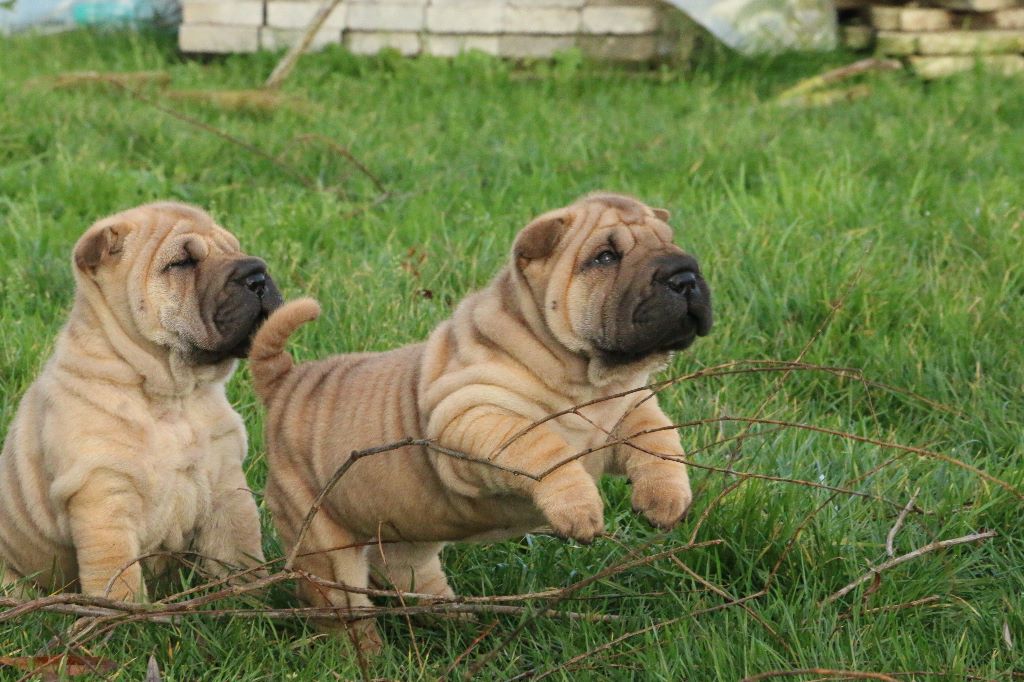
[
  {"xmin": 0, "ymin": 202, "xmax": 282, "ymax": 600},
  {"xmin": 250, "ymin": 193, "xmax": 712, "ymax": 650}
]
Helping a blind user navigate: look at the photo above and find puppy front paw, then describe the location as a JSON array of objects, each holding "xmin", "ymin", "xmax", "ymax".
[
  {"xmin": 631, "ymin": 471, "xmax": 692, "ymax": 530},
  {"xmin": 535, "ymin": 475, "xmax": 605, "ymax": 544}
]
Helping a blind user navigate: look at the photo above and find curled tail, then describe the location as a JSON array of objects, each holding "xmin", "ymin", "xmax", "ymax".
[{"xmin": 249, "ymin": 297, "xmax": 321, "ymax": 404}]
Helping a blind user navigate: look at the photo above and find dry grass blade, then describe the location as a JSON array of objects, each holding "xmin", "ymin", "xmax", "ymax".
[
  {"xmin": 294, "ymin": 133, "xmax": 388, "ymax": 195},
  {"xmin": 825, "ymin": 531, "xmax": 997, "ymax": 604}
]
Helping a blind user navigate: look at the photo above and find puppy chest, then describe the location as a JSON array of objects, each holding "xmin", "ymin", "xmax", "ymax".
[
  {"xmin": 141, "ymin": 413, "xmax": 218, "ymax": 551},
  {"xmin": 548, "ymin": 397, "xmax": 635, "ymax": 474}
]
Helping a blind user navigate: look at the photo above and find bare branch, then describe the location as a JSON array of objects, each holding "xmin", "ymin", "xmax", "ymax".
[{"xmin": 825, "ymin": 531, "xmax": 997, "ymax": 604}]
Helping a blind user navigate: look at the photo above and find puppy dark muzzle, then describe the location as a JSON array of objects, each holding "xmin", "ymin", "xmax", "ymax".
[
  {"xmin": 190, "ymin": 258, "xmax": 283, "ymax": 364},
  {"xmin": 654, "ymin": 256, "xmax": 712, "ymax": 339}
]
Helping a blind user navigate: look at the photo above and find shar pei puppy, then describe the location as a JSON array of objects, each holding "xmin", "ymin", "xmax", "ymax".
[
  {"xmin": 0, "ymin": 202, "xmax": 281, "ymax": 601},
  {"xmin": 249, "ymin": 192, "xmax": 712, "ymax": 650}
]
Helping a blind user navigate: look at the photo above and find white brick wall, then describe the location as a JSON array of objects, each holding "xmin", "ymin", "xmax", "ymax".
[{"xmin": 180, "ymin": 0, "xmax": 667, "ymax": 60}]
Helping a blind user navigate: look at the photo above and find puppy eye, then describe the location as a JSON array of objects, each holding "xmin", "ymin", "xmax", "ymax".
[
  {"xmin": 165, "ymin": 255, "xmax": 197, "ymax": 271},
  {"xmin": 593, "ymin": 250, "xmax": 619, "ymax": 265}
]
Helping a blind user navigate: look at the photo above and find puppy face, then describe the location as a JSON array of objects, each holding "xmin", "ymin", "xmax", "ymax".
[
  {"xmin": 73, "ymin": 202, "xmax": 283, "ymax": 365},
  {"xmin": 515, "ymin": 193, "xmax": 712, "ymax": 367}
]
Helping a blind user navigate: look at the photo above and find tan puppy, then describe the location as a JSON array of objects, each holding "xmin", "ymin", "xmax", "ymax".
[
  {"xmin": 0, "ymin": 202, "xmax": 282, "ymax": 600},
  {"xmin": 249, "ymin": 193, "xmax": 712, "ymax": 649}
]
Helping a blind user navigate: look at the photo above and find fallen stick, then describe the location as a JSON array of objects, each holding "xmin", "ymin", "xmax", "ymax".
[
  {"xmin": 165, "ymin": 89, "xmax": 297, "ymax": 113},
  {"xmin": 773, "ymin": 58, "xmax": 902, "ymax": 102},
  {"xmin": 775, "ymin": 84, "xmax": 872, "ymax": 108},
  {"xmin": 824, "ymin": 530, "xmax": 997, "ymax": 604},
  {"xmin": 36, "ymin": 70, "xmax": 171, "ymax": 90}
]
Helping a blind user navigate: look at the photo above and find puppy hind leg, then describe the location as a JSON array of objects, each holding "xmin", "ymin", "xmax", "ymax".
[
  {"xmin": 368, "ymin": 542, "xmax": 453, "ymax": 599},
  {"xmin": 0, "ymin": 562, "xmax": 28, "ymax": 598},
  {"xmin": 282, "ymin": 504, "xmax": 382, "ymax": 654}
]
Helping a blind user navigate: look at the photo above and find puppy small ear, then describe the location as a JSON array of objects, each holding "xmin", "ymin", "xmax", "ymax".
[
  {"xmin": 652, "ymin": 208, "xmax": 671, "ymax": 222},
  {"xmin": 74, "ymin": 223, "xmax": 128, "ymax": 273},
  {"xmin": 514, "ymin": 212, "xmax": 566, "ymax": 263}
]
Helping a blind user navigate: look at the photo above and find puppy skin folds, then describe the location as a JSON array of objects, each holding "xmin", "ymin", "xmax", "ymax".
[
  {"xmin": 250, "ymin": 193, "xmax": 712, "ymax": 650},
  {"xmin": 0, "ymin": 202, "xmax": 282, "ymax": 601}
]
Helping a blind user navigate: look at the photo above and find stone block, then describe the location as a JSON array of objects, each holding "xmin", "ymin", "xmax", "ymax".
[
  {"xmin": 578, "ymin": 33, "xmax": 657, "ymax": 60},
  {"xmin": 909, "ymin": 54, "xmax": 1024, "ymax": 78},
  {"xmin": 427, "ymin": 3, "xmax": 505, "ymax": 33},
  {"xmin": 875, "ymin": 30, "xmax": 918, "ymax": 55},
  {"xmin": 182, "ymin": 1, "xmax": 263, "ymax": 26},
  {"xmin": 870, "ymin": 6, "xmax": 953, "ymax": 31},
  {"xmin": 930, "ymin": 0, "xmax": 1017, "ymax": 10},
  {"xmin": 179, "ymin": 24, "xmax": 260, "ymax": 52},
  {"xmin": 266, "ymin": 1, "xmax": 346, "ymax": 29},
  {"xmin": 504, "ymin": 6, "xmax": 579, "ymax": 34},
  {"xmin": 345, "ymin": 31, "xmax": 421, "ymax": 55},
  {"xmin": 917, "ymin": 29, "xmax": 1024, "ymax": 54},
  {"xmin": 499, "ymin": 34, "xmax": 575, "ymax": 57},
  {"xmin": 581, "ymin": 6, "xmax": 658, "ymax": 34},
  {"xmin": 841, "ymin": 25, "xmax": 874, "ymax": 50},
  {"xmin": 424, "ymin": 34, "xmax": 501, "ymax": 56},
  {"xmin": 347, "ymin": 3, "xmax": 425, "ymax": 31},
  {"xmin": 991, "ymin": 8, "xmax": 1024, "ymax": 29},
  {"xmin": 509, "ymin": 0, "xmax": 583, "ymax": 6}
]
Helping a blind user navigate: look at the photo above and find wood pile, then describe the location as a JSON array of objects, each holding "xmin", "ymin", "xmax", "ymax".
[{"xmin": 837, "ymin": 0, "xmax": 1024, "ymax": 77}]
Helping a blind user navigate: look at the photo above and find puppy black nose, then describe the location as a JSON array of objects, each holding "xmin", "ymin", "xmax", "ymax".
[
  {"xmin": 666, "ymin": 270, "xmax": 698, "ymax": 296},
  {"xmin": 245, "ymin": 271, "xmax": 267, "ymax": 298},
  {"xmin": 233, "ymin": 258, "xmax": 269, "ymax": 297}
]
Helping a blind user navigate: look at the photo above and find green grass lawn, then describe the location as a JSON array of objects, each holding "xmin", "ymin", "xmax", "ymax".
[{"xmin": 1, "ymin": 29, "xmax": 1022, "ymax": 681}]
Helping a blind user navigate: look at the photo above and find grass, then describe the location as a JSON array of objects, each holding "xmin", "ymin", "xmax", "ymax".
[{"xmin": 1, "ymin": 28, "xmax": 1022, "ymax": 681}]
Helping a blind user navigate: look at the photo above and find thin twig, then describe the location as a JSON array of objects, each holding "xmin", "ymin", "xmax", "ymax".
[
  {"xmin": 295, "ymin": 133, "xmax": 388, "ymax": 195},
  {"xmin": 825, "ymin": 531, "xmax": 997, "ymax": 604},
  {"xmin": 109, "ymin": 83, "xmax": 320, "ymax": 191},
  {"xmin": 885, "ymin": 487, "xmax": 920, "ymax": 558}
]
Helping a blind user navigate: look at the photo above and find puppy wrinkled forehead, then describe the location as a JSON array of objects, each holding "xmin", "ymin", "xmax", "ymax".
[{"xmin": 581, "ymin": 193, "xmax": 648, "ymax": 224}]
